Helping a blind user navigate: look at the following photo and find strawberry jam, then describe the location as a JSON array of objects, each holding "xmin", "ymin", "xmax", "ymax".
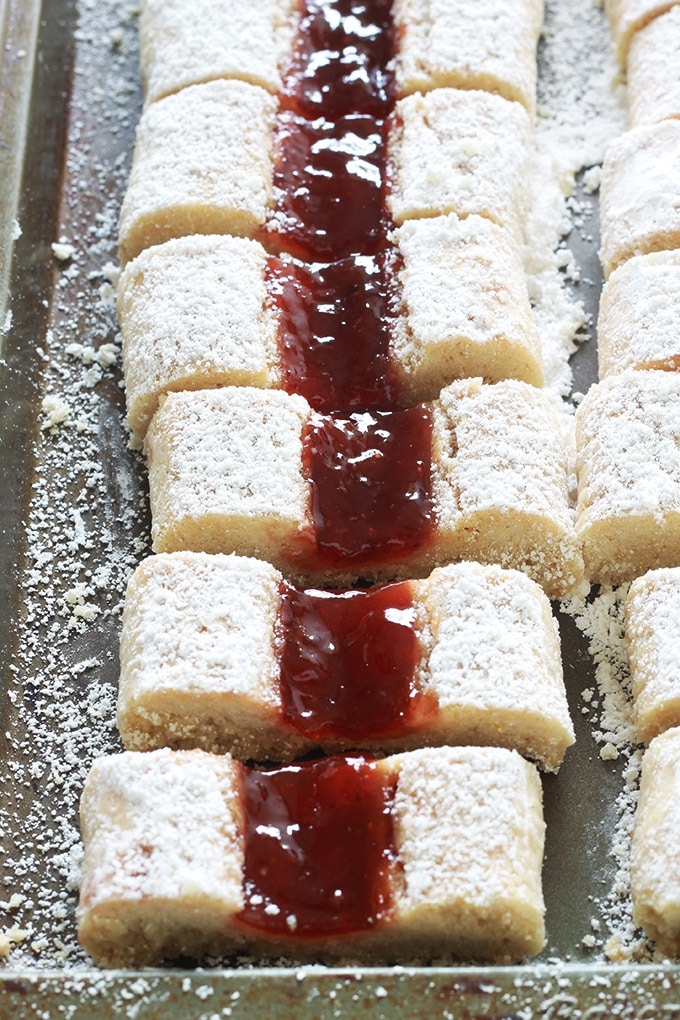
[
  {"xmin": 303, "ymin": 405, "xmax": 435, "ymax": 565},
  {"xmin": 267, "ymin": 0, "xmax": 401, "ymax": 403},
  {"xmin": 279, "ymin": 580, "xmax": 436, "ymax": 739},
  {"xmin": 239, "ymin": 754, "xmax": 396, "ymax": 936},
  {"xmin": 266, "ymin": 10, "xmax": 436, "ymax": 600},
  {"xmin": 270, "ymin": 110, "xmax": 387, "ymax": 261},
  {"xmin": 268, "ymin": 252, "xmax": 398, "ymax": 410},
  {"xmin": 281, "ymin": 0, "xmax": 396, "ymax": 119}
]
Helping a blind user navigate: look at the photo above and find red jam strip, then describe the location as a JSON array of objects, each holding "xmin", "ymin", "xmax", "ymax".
[
  {"xmin": 268, "ymin": 252, "xmax": 399, "ymax": 410},
  {"xmin": 239, "ymin": 755, "xmax": 396, "ymax": 937},
  {"xmin": 281, "ymin": 0, "xmax": 396, "ymax": 119},
  {"xmin": 270, "ymin": 111, "xmax": 387, "ymax": 261},
  {"xmin": 303, "ymin": 405, "xmax": 435, "ymax": 565},
  {"xmin": 278, "ymin": 580, "xmax": 436, "ymax": 739}
]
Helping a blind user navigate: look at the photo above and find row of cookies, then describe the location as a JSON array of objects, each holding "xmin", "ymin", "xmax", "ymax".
[
  {"xmin": 118, "ymin": 0, "xmax": 544, "ymax": 441},
  {"xmin": 78, "ymin": 552, "xmax": 561, "ymax": 966},
  {"xmin": 596, "ymin": 0, "xmax": 680, "ymax": 959},
  {"xmin": 117, "ymin": 82, "xmax": 541, "ymax": 447},
  {"xmin": 117, "ymin": 5, "xmax": 584, "ymax": 593},
  {"xmin": 77, "ymin": 0, "xmax": 565, "ymax": 967},
  {"xmin": 574, "ymin": 0, "xmax": 680, "ymax": 585}
]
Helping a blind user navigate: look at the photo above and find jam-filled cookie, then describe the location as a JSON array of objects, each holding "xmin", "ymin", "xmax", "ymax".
[
  {"xmin": 144, "ymin": 380, "xmax": 582, "ymax": 595},
  {"xmin": 77, "ymin": 746, "xmax": 546, "ymax": 967},
  {"xmin": 118, "ymin": 217, "xmax": 542, "ymax": 441},
  {"xmin": 118, "ymin": 553, "xmax": 573, "ymax": 769}
]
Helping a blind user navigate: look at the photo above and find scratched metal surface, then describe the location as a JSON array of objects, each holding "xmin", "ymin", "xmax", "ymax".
[{"xmin": 0, "ymin": 0, "xmax": 678, "ymax": 1017}]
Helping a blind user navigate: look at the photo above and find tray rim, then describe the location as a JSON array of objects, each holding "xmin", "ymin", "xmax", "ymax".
[
  {"xmin": 0, "ymin": 0, "xmax": 42, "ymax": 332},
  {"xmin": 3, "ymin": 962, "xmax": 680, "ymax": 1018}
]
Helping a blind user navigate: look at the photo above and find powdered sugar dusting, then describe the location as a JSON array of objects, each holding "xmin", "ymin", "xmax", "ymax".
[
  {"xmin": 525, "ymin": 0, "xmax": 627, "ymax": 402},
  {"xmin": 559, "ymin": 583, "xmax": 651, "ymax": 961},
  {"xmin": 0, "ymin": 0, "xmax": 146, "ymax": 968},
  {"xmin": 0, "ymin": 0, "xmax": 664, "ymax": 997},
  {"xmin": 524, "ymin": 27, "xmax": 633, "ymax": 938}
]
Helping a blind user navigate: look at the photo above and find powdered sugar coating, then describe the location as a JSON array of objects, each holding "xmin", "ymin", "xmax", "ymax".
[
  {"xmin": 393, "ymin": 0, "xmax": 543, "ymax": 113},
  {"xmin": 145, "ymin": 387, "xmax": 311, "ymax": 564},
  {"xmin": 391, "ymin": 213, "xmax": 543, "ymax": 399},
  {"xmin": 145, "ymin": 382, "xmax": 579, "ymax": 594},
  {"xmin": 599, "ymin": 119, "xmax": 680, "ymax": 277},
  {"xmin": 627, "ymin": 6, "xmax": 680, "ymax": 125},
  {"xmin": 432, "ymin": 378, "xmax": 583, "ymax": 596},
  {"xmin": 139, "ymin": 0, "xmax": 298, "ymax": 103},
  {"xmin": 0, "ymin": 0, "xmax": 652, "ymax": 980},
  {"xmin": 77, "ymin": 746, "xmax": 545, "ymax": 966},
  {"xmin": 117, "ymin": 555, "xmax": 572, "ymax": 769},
  {"xmin": 597, "ymin": 252, "xmax": 680, "ymax": 378},
  {"xmin": 425, "ymin": 562, "xmax": 573, "ymax": 770},
  {"xmin": 604, "ymin": 0, "xmax": 680, "ymax": 63},
  {"xmin": 118, "ymin": 553, "xmax": 281, "ymax": 751},
  {"xmin": 576, "ymin": 371, "xmax": 680, "ymax": 583},
  {"xmin": 387, "ymin": 89, "xmax": 532, "ymax": 243},
  {"xmin": 631, "ymin": 726, "xmax": 680, "ymax": 955},
  {"xmin": 119, "ymin": 235, "xmax": 279, "ymax": 441},
  {"xmin": 390, "ymin": 746, "xmax": 545, "ymax": 961},
  {"xmin": 118, "ymin": 79, "xmax": 277, "ymax": 265},
  {"xmin": 78, "ymin": 750, "xmax": 244, "ymax": 966},
  {"xmin": 435, "ymin": 380, "xmax": 571, "ymax": 520},
  {"xmin": 120, "ymin": 218, "xmax": 544, "ymax": 442},
  {"xmin": 626, "ymin": 567, "xmax": 680, "ymax": 743}
]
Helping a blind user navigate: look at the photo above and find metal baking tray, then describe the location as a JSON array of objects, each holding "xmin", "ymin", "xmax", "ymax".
[{"xmin": 2, "ymin": 0, "xmax": 680, "ymax": 1015}]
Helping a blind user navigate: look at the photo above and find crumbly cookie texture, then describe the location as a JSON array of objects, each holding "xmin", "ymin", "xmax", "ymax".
[
  {"xmin": 423, "ymin": 560, "xmax": 572, "ymax": 770},
  {"xmin": 631, "ymin": 726, "xmax": 680, "ymax": 956},
  {"xmin": 118, "ymin": 235, "xmax": 279, "ymax": 441},
  {"xmin": 393, "ymin": 0, "xmax": 543, "ymax": 114},
  {"xmin": 77, "ymin": 746, "xmax": 546, "ymax": 967},
  {"xmin": 597, "ymin": 252, "xmax": 680, "ymax": 378},
  {"xmin": 78, "ymin": 749, "xmax": 244, "ymax": 969},
  {"xmin": 139, "ymin": 0, "xmax": 298, "ymax": 104},
  {"xmin": 432, "ymin": 379, "xmax": 583, "ymax": 598},
  {"xmin": 118, "ymin": 79, "xmax": 277, "ymax": 266},
  {"xmin": 144, "ymin": 381, "xmax": 582, "ymax": 596},
  {"xmin": 118, "ymin": 215, "xmax": 543, "ymax": 441},
  {"xmin": 575, "ymin": 371, "xmax": 680, "ymax": 585},
  {"xmin": 599, "ymin": 120, "xmax": 680, "ymax": 278},
  {"xmin": 391, "ymin": 213, "xmax": 543, "ymax": 400},
  {"xmin": 627, "ymin": 6, "xmax": 680, "ymax": 126},
  {"xmin": 145, "ymin": 387, "xmax": 311, "ymax": 570},
  {"xmin": 625, "ymin": 567, "xmax": 680, "ymax": 743},
  {"xmin": 118, "ymin": 554, "xmax": 573, "ymax": 770},
  {"xmin": 387, "ymin": 88, "xmax": 532, "ymax": 243},
  {"xmin": 117, "ymin": 554, "xmax": 282, "ymax": 758}
]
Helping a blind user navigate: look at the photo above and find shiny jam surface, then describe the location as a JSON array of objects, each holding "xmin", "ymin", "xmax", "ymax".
[
  {"xmin": 271, "ymin": 111, "xmax": 387, "ymax": 261},
  {"xmin": 279, "ymin": 580, "xmax": 435, "ymax": 739},
  {"xmin": 303, "ymin": 405, "xmax": 435, "ymax": 565},
  {"xmin": 268, "ymin": 252, "xmax": 398, "ymax": 411},
  {"xmin": 239, "ymin": 755, "xmax": 396, "ymax": 936},
  {"xmin": 281, "ymin": 0, "xmax": 396, "ymax": 118}
]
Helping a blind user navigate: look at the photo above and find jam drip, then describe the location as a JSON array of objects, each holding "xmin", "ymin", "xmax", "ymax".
[
  {"xmin": 271, "ymin": 111, "xmax": 387, "ymax": 261},
  {"xmin": 303, "ymin": 405, "xmax": 435, "ymax": 565},
  {"xmin": 268, "ymin": 252, "xmax": 399, "ymax": 411},
  {"xmin": 269, "ymin": 0, "xmax": 396, "ymax": 261},
  {"xmin": 281, "ymin": 0, "xmax": 396, "ymax": 119},
  {"xmin": 279, "ymin": 580, "xmax": 436, "ymax": 739},
  {"xmin": 239, "ymin": 755, "xmax": 396, "ymax": 937},
  {"xmin": 268, "ymin": 1, "xmax": 436, "ymax": 558}
]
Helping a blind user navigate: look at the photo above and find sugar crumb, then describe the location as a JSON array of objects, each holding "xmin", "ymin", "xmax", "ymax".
[{"xmin": 51, "ymin": 241, "xmax": 76, "ymax": 262}]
